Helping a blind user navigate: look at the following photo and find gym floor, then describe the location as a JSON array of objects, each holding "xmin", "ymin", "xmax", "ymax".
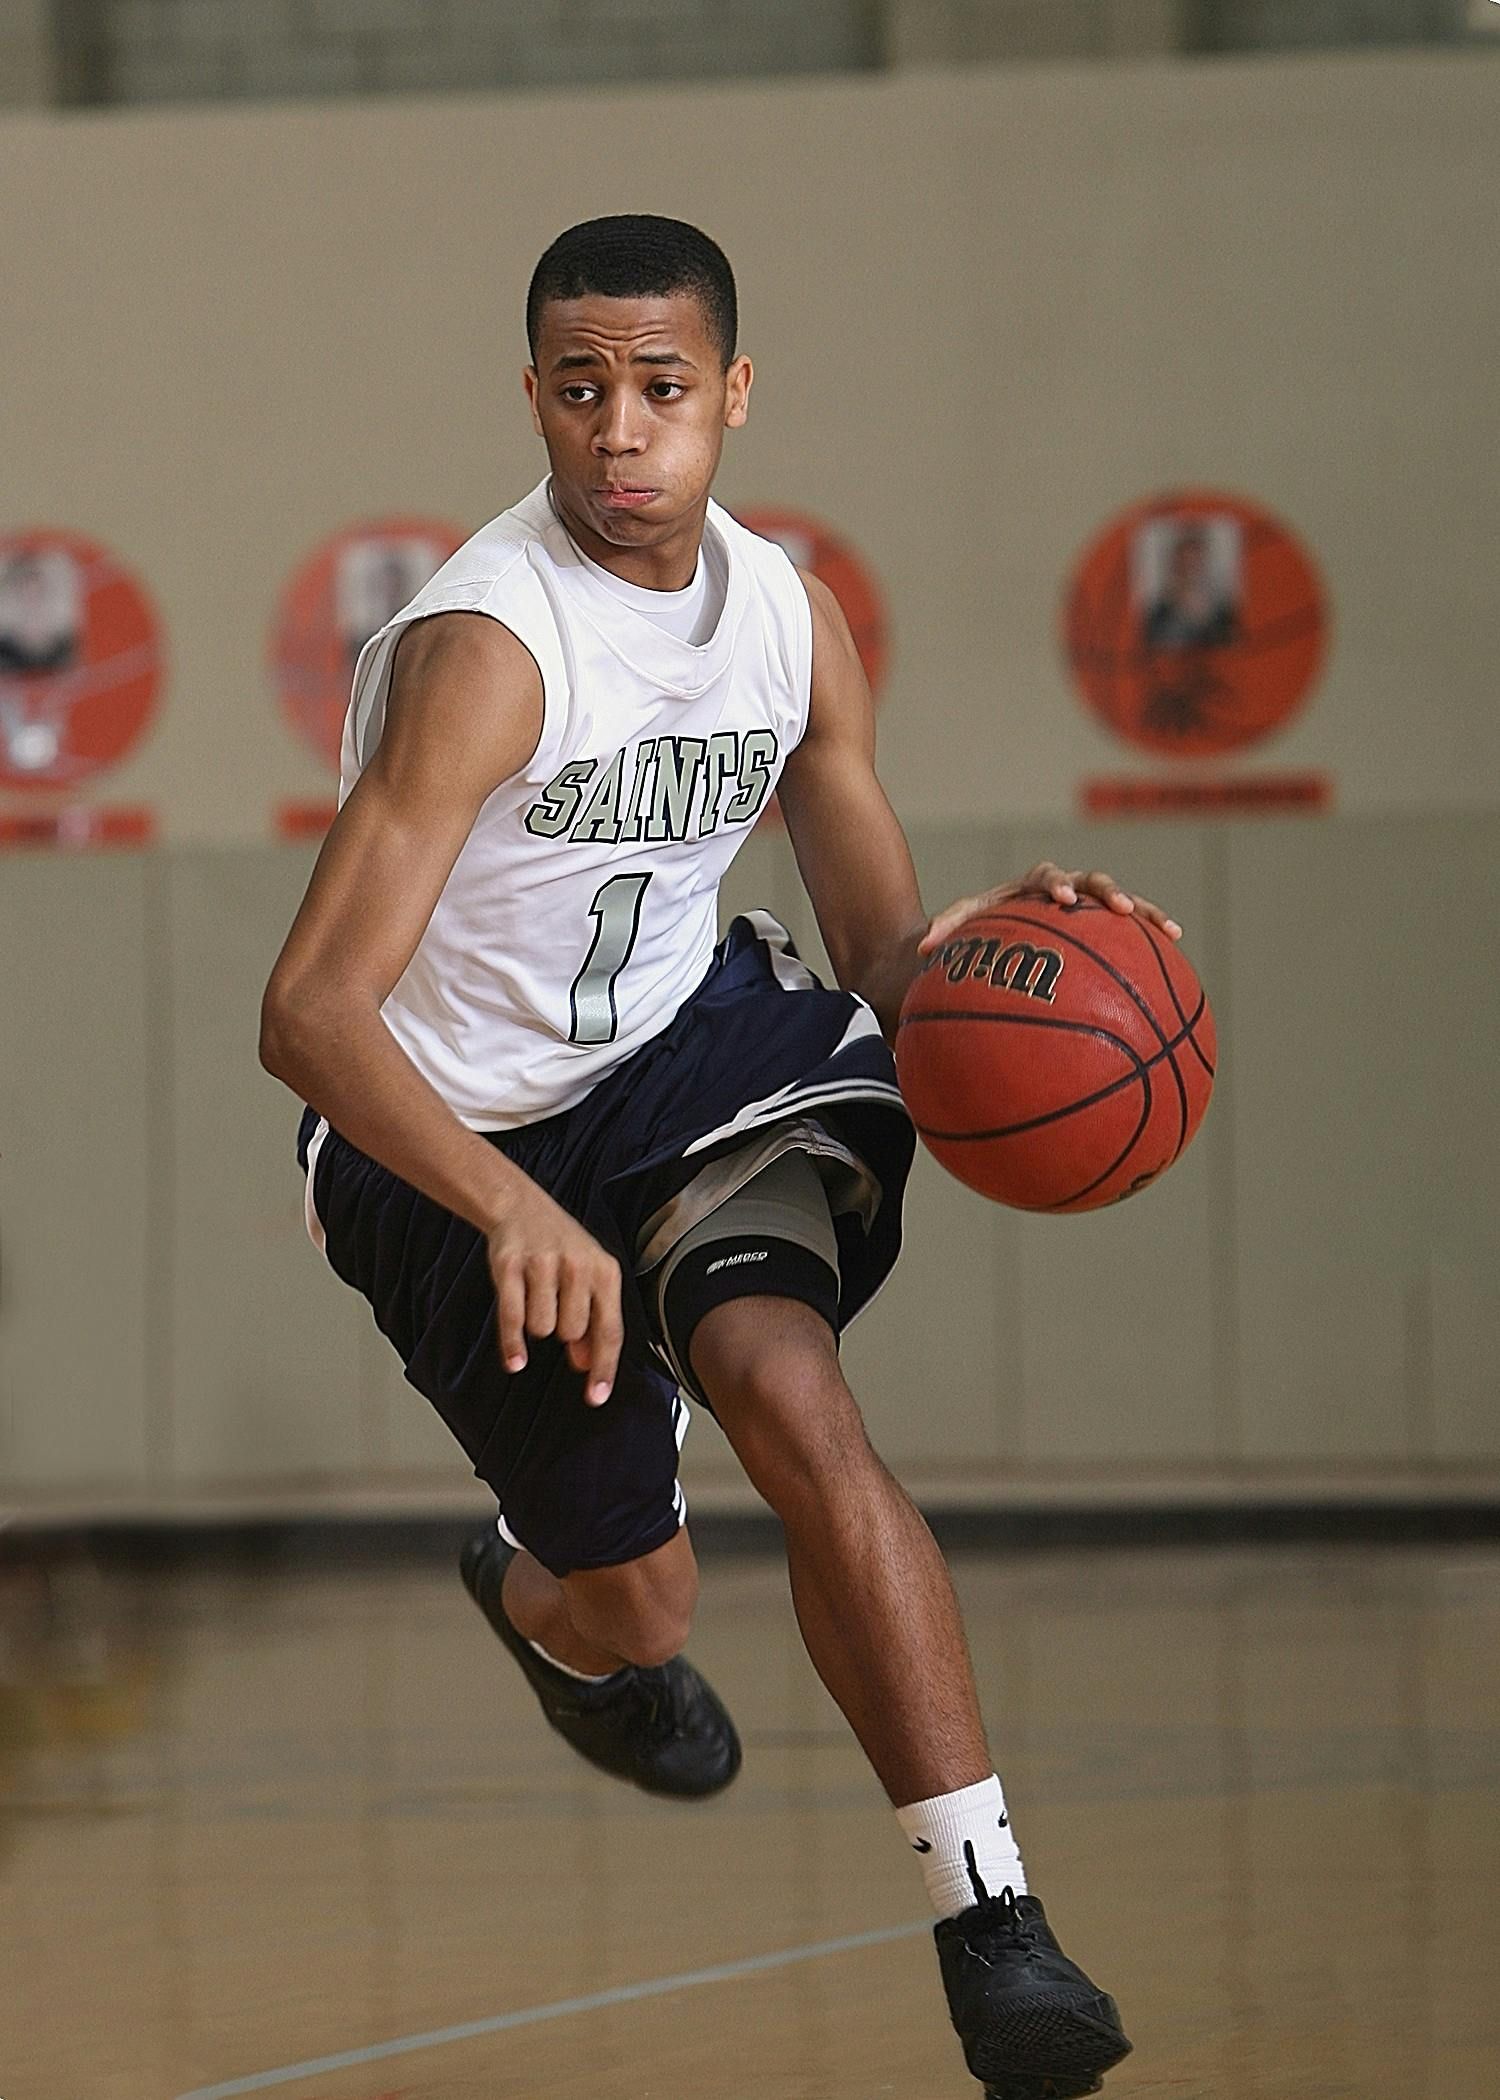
[{"xmin": 3, "ymin": 1540, "xmax": 1495, "ymax": 2100}]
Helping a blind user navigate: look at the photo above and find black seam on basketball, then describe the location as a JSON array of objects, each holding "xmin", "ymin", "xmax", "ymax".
[
  {"xmin": 1120, "ymin": 919, "xmax": 1189, "ymax": 1154},
  {"xmin": 1185, "ymin": 993, "xmax": 1212, "ymax": 1073},
  {"xmin": 949, "ymin": 905, "xmax": 1176, "ymax": 1056},
  {"xmin": 1176, "ymin": 983, "xmax": 1216, "ymax": 1077},
  {"xmin": 1133, "ymin": 915, "xmax": 1189, "ymax": 1029},
  {"xmin": 1141, "ymin": 922, "xmax": 1216, "ymax": 1082},
  {"xmin": 902, "ymin": 1006, "xmax": 1199, "ymax": 1141},
  {"xmin": 900, "ymin": 1008, "xmax": 1143, "ymax": 1054},
  {"xmin": 1048, "ymin": 1062, "xmax": 1154, "ymax": 1209},
  {"xmin": 908, "ymin": 1035, "xmax": 1146, "ymax": 1139},
  {"xmin": 918, "ymin": 1060, "xmax": 1156, "ymax": 1216},
  {"xmin": 1149, "ymin": 946, "xmax": 1190, "ymax": 1153},
  {"xmin": 982, "ymin": 907, "xmax": 1214, "ymax": 1092},
  {"xmin": 1168, "ymin": 993, "xmax": 1209, "ymax": 1161},
  {"xmin": 1159, "ymin": 961, "xmax": 1210, "ymax": 1083}
]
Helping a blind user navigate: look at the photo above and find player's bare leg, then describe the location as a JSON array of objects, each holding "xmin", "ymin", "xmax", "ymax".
[
  {"xmin": 693, "ymin": 1294, "xmax": 1131, "ymax": 2100},
  {"xmin": 461, "ymin": 1521, "xmax": 738, "ymax": 1799},
  {"xmin": 502, "ymin": 1529, "xmax": 698, "ymax": 1674},
  {"xmin": 693, "ymin": 1295, "xmax": 989, "ymax": 1803}
]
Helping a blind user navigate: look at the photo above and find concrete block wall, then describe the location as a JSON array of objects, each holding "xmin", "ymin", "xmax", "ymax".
[
  {"xmin": 0, "ymin": 0, "xmax": 58, "ymax": 102},
  {"xmin": 885, "ymin": 0, "xmax": 1188, "ymax": 66},
  {"xmin": 1186, "ymin": 0, "xmax": 1464, "ymax": 52},
  {"xmin": 35, "ymin": 0, "xmax": 1487, "ymax": 107},
  {"xmin": 887, "ymin": 0, "xmax": 1474, "ymax": 66},
  {"xmin": 51, "ymin": 0, "xmax": 882, "ymax": 107}
]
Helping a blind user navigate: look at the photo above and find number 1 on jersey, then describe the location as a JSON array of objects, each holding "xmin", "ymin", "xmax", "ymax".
[{"xmin": 569, "ymin": 872, "xmax": 653, "ymax": 1045}]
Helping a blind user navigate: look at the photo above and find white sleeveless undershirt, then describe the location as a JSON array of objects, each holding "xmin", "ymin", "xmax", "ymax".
[
  {"xmin": 340, "ymin": 479, "xmax": 813, "ymax": 1130},
  {"xmin": 574, "ymin": 534, "xmax": 728, "ymax": 647}
]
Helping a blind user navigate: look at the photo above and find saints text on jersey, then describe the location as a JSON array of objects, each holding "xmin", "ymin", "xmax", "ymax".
[{"xmin": 525, "ymin": 729, "xmax": 779, "ymax": 844}]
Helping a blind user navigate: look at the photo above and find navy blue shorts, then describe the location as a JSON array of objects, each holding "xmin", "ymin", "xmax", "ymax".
[{"xmin": 299, "ymin": 914, "xmax": 914, "ymax": 1576}]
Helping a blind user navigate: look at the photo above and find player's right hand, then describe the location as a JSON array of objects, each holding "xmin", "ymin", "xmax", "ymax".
[{"xmin": 485, "ymin": 1187, "xmax": 623, "ymax": 1407}]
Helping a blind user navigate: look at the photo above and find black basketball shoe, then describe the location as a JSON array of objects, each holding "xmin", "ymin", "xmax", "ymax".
[
  {"xmin": 936, "ymin": 1847, "xmax": 1132, "ymax": 2099},
  {"xmin": 459, "ymin": 1529, "xmax": 742, "ymax": 1800}
]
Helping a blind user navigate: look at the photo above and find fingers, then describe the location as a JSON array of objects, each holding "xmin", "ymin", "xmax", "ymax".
[
  {"xmin": 1038, "ymin": 864, "xmax": 1078, "ymax": 906},
  {"xmin": 561, "ymin": 1260, "xmax": 623, "ymax": 1405},
  {"xmin": 495, "ymin": 1257, "xmax": 528, "ymax": 1374},
  {"xmin": 922, "ymin": 865, "xmax": 1088, "ymax": 949},
  {"xmin": 920, "ymin": 865, "xmax": 1186, "ymax": 951},
  {"xmin": 1061, "ymin": 867, "xmax": 1126, "ymax": 912},
  {"xmin": 1052, "ymin": 867, "xmax": 1185, "ymax": 937},
  {"xmin": 921, "ymin": 870, "xmax": 1092, "ymax": 951},
  {"xmin": 1072, "ymin": 869, "xmax": 1185, "ymax": 939},
  {"xmin": 581, "ymin": 1277, "xmax": 624, "ymax": 1408},
  {"xmin": 524, "ymin": 1258, "xmax": 559, "ymax": 1344},
  {"xmin": 555, "ymin": 1263, "xmax": 591, "ymax": 1350},
  {"xmin": 918, "ymin": 896, "xmax": 985, "ymax": 953},
  {"xmin": 494, "ymin": 1244, "xmax": 622, "ymax": 1405},
  {"xmin": 1133, "ymin": 895, "xmax": 1184, "ymax": 940}
]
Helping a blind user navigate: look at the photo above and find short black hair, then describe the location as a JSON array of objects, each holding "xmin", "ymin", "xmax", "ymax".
[{"xmin": 527, "ymin": 214, "xmax": 738, "ymax": 369}]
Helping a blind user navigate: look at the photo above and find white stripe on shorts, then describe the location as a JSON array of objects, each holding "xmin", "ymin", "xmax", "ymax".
[{"xmin": 303, "ymin": 1116, "xmax": 331, "ymax": 1256}]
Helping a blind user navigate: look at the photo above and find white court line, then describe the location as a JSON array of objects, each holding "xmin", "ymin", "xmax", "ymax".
[{"xmin": 174, "ymin": 1918, "xmax": 932, "ymax": 2099}]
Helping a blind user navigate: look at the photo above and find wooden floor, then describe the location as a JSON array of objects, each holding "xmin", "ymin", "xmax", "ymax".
[{"xmin": 2, "ymin": 1540, "xmax": 1496, "ymax": 2100}]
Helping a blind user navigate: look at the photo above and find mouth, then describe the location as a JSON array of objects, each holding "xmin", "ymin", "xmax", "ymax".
[{"xmin": 595, "ymin": 486, "xmax": 659, "ymax": 511}]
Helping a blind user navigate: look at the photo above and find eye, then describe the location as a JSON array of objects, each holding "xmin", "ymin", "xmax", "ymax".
[
  {"xmin": 559, "ymin": 383, "xmax": 597, "ymax": 403},
  {"xmin": 648, "ymin": 379, "xmax": 686, "ymax": 400}
]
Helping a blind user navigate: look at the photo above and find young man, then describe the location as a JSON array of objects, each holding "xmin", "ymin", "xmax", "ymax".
[{"xmin": 262, "ymin": 214, "xmax": 1181, "ymax": 2099}]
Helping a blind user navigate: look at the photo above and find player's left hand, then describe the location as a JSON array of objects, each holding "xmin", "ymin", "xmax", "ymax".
[{"xmin": 919, "ymin": 862, "xmax": 1183, "ymax": 953}]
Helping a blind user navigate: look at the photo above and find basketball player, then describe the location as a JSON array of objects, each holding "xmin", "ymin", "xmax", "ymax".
[{"xmin": 262, "ymin": 215, "xmax": 1182, "ymax": 2100}]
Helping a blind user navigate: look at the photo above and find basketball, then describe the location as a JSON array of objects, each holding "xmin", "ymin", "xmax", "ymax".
[{"xmin": 896, "ymin": 898, "xmax": 1216, "ymax": 1213}]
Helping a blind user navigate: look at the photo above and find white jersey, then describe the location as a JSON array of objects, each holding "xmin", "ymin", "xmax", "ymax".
[{"xmin": 341, "ymin": 479, "xmax": 814, "ymax": 1131}]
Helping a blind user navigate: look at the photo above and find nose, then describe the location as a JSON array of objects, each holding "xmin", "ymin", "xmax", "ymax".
[{"xmin": 592, "ymin": 388, "xmax": 647, "ymax": 458}]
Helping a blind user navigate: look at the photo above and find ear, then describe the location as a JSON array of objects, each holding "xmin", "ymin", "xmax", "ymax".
[
  {"xmin": 724, "ymin": 354, "xmax": 753, "ymax": 431},
  {"xmin": 523, "ymin": 366, "xmax": 545, "ymax": 439}
]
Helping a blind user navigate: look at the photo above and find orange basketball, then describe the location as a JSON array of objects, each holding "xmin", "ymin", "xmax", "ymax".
[{"xmin": 896, "ymin": 899, "xmax": 1216, "ymax": 1213}]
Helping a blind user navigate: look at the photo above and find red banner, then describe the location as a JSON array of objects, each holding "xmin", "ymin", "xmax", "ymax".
[
  {"xmin": 1082, "ymin": 775, "xmax": 1332, "ymax": 817},
  {"xmin": 0, "ymin": 804, "xmax": 156, "ymax": 849}
]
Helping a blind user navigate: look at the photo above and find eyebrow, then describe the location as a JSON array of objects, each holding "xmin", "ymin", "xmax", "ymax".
[{"xmin": 551, "ymin": 349, "xmax": 698, "ymax": 373}]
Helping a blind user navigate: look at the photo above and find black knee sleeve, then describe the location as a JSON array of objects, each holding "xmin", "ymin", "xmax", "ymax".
[{"xmin": 660, "ymin": 1232, "xmax": 841, "ymax": 1385}]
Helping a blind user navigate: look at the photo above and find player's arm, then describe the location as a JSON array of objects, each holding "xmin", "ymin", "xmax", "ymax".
[
  {"xmin": 259, "ymin": 612, "xmax": 623, "ymax": 1403},
  {"xmin": 779, "ymin": 574, "xmax": 1183, "ymax": 1044},
  {"xmin": 776, "ymin": 575, "xmax": 927, "ymax": 1040}
]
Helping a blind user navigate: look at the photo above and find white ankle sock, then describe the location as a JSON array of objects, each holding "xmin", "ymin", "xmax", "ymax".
[
  {"xmin": 896, "ymin": 1774, "xmax": 1027, "ymax": 1920},
  {"xmin": 526, "ymin": 1637, "xmax": 617, "ymax": 1686}
]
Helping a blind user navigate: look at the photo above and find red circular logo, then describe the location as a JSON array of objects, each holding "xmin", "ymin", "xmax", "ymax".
[
  {"xmin": 270, "ymin": 518, "xmax": 467, "ymax": 772},
  {"xmin": 736, "ymin": 507, "xmax": 889, "ymax": 698},
  {"xmin": 0, "ymin": 529, "xmax": 164, "ymax": 792},
  {"xmin": 1063, "ymin": 491, "xmax": 1328, "ymax": 759}
]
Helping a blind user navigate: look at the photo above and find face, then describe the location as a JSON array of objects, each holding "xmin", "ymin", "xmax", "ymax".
[{"xmin": 525, "ymin": 292, "xmax": 752, "ymax": 570}]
